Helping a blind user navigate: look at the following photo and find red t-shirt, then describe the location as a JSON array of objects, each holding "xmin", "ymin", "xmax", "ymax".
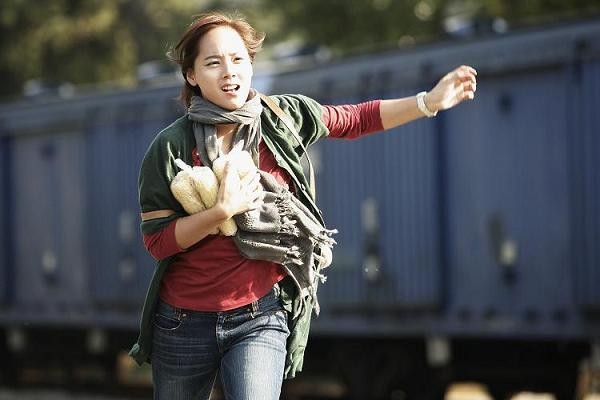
[{"xmin": 143, "ymin": 101, "xmax": 383, "ymax": 311}]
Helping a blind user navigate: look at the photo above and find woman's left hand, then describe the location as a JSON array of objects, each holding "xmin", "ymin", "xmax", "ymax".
[{"xmin": 425, "ymin": 65, "xmax": 477, "ymax": 113}]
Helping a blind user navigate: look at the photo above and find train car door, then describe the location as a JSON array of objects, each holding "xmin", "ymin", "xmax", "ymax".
[
  {"xmin": 87, "ymin": 98, "xmax": 178, "ymax": 311},
  {"xmin": 12, "ymin": 129, "xmax": 89, "ymax": 317},
  {"xmin": 443, "ymin": 67, "xmax": 573, "ymax": 333}
]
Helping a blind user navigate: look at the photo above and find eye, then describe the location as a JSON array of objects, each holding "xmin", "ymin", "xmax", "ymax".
[
  {"xmin": 233, "ymin": 57, "xmax": 244, "ymax": 63},
  {"xmin": 205, "ymin": 61, "xmax": 219, "ymax": 66}
]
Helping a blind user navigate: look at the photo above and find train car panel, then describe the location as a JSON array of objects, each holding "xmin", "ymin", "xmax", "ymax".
[
  {"xmin": 86, "ymin": 99, "xmax": 179, "ymax": 308},
  {"xmin": 378, "ymin": 95, "xmax": 442, "ymax": 309},
  {"xmin": 87, "ymin": 106, "xmax": 141, "ymax": 307},
  {"xmin": 573, "ymin": 58, "xmax": 600, "ymax": 312},
  {"xmin": 13, "ymin": 130, "xmax": 89, "ymax": 314},
  {"xmin": 443, "ymin": 67, "xmax": 573, "ymax": 330},
  {"xmin": 0, "ymin": 136, "xmax": 10, "ymax": 305},
  {"xmin": 315, "ymin": 87, "xmax": 442, "ymax": 312}
]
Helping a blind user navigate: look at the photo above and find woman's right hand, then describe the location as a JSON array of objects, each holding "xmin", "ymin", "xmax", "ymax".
[{"xmin": 216, "ymin": 161, "xmax": 263, "ymax": 218}]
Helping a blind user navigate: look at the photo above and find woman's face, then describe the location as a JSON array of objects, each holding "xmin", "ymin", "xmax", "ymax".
[{"xmin": 186, "ymin": 26, "xmax": 254, "ymax": 110}]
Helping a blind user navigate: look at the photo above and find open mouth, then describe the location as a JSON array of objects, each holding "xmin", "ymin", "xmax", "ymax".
[{"xmin": 221, "ymin": 84, "xmax": 240, "ymax": 93}]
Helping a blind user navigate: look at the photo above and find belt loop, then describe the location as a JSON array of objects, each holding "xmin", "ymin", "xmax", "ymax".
[{"xmin": 250, "ymin": 301, "xmax": 259, "ymax": 318}]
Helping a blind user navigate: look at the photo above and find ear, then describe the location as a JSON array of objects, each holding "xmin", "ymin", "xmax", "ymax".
[{"xmin": 185, "ymin": 68, "xmax": 197, "ymax": 87}]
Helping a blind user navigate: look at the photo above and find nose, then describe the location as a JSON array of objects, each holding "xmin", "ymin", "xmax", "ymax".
[{"xmin": 222, "ymin": 59, "xmax": 237, "ymax": 79}]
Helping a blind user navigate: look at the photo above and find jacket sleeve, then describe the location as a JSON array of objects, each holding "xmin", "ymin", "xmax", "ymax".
[
  {"xmin": 270, "ymin": 94, "xmax": 331, "ymax": 148},
  {"xmin": 138, "ymin": 125, "xmax": 188, "ymax": 236}
]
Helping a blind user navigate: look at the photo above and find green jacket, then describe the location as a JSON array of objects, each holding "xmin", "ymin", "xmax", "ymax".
[{"xmin": 129, "ymin": 94, "xmax": 330, "ymax": 379}]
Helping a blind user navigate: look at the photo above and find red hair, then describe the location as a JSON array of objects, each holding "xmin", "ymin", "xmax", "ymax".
[{"xmin": 168, "ymin": 12, "xmax": 265, "ymax": 107}]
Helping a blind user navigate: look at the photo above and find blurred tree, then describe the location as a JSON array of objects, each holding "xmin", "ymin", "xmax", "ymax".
[
  {"xmin": 1, "ymin": 0, "xmax": 599, "ymax": 101},
  {"xmin": 254, "ymin": 0, "xmax": 446, "ymax": 55},
  {"xmin": 256, "ymin": 0, "xmax": 600, "ymax": 55},
  {"xmin": 0, "ymin": 0, "xmax": 207, "ymax": 100}
]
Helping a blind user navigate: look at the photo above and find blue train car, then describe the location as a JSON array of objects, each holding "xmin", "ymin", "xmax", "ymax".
[
  {"xmin": 266, "ymin": 19, "xmax": 600, "ymax": 342},
  {"xmin": 0, "ymin": 18, "xmax": 599, "ymax": 399}
]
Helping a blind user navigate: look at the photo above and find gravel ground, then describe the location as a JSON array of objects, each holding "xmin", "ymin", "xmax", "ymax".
[{"xmin": 0, "ymin": 389, "xmax": 148, "ymax": 400}]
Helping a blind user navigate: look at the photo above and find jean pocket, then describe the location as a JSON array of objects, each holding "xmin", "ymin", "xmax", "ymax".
[
  {"xmin": 154, "ymin": 313, "xmax": 183, "ymax": 331},
  {"xmin": 274, "ymin": 309, "xmax": 291, "ymax": 336}
]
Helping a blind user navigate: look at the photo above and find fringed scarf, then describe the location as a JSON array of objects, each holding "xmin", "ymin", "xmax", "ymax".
[
  {"xmin": 188, "ymin": 89, "xmax": 263, "ymax": 167},
  {"xmin": 187, "ymin": 90, "xmax": 336, "ymax": 317}
]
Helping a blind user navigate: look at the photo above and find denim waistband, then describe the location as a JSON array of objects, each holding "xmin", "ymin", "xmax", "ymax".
[{"xmin": 156, "ymin": 283, "xmax": 281, "ymax": 317}]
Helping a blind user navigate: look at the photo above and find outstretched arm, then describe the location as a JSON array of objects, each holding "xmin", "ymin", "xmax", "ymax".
[{"xmin": 380, "ymin": 65, "xmax": 477, "ymax": 130}]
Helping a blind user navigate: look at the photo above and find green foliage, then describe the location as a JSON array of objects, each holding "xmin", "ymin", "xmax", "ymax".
[
  {"xmin": 0, "ymin": 0, "xmax": 205, "ymax": 99},
  {"xmin": 255, "ymin": 0, "xmax": 446, "ymax": 54},
  {"xmin": 1, "ymin": 0, "xmax": 599, "ymax": 100},
  {"xmin": 254, "ymin": 0, "xmax": 600, "ymax": 55}
]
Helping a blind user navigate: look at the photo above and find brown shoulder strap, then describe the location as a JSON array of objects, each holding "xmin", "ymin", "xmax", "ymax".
[{"xmin": 259, "ymin": 93, "xmax": 316, "ymax": 200}]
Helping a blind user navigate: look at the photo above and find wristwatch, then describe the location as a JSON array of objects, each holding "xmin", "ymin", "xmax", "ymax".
[{"xmin": 416, "ymin": 91, "xmax": 438, "ymax": 117}]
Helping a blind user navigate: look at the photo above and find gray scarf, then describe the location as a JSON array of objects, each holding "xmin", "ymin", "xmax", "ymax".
[
  {"xmin": 188, "ymin": 89, "xmax": 263, "ymax": 167},
  {"xmin": 187, "ymin": 90, "xmax": 337, "ymax": 317}
]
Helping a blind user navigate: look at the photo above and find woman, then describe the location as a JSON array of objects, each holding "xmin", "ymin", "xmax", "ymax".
[{"xmin": 130, "ymin": 11, "xmax": 476, "ymax": 400}]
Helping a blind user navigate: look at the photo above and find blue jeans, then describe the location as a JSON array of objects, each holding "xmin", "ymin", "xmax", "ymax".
[{"xmin": 151, "ymin": 285, "xmax": 290, "ymax": 400}]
